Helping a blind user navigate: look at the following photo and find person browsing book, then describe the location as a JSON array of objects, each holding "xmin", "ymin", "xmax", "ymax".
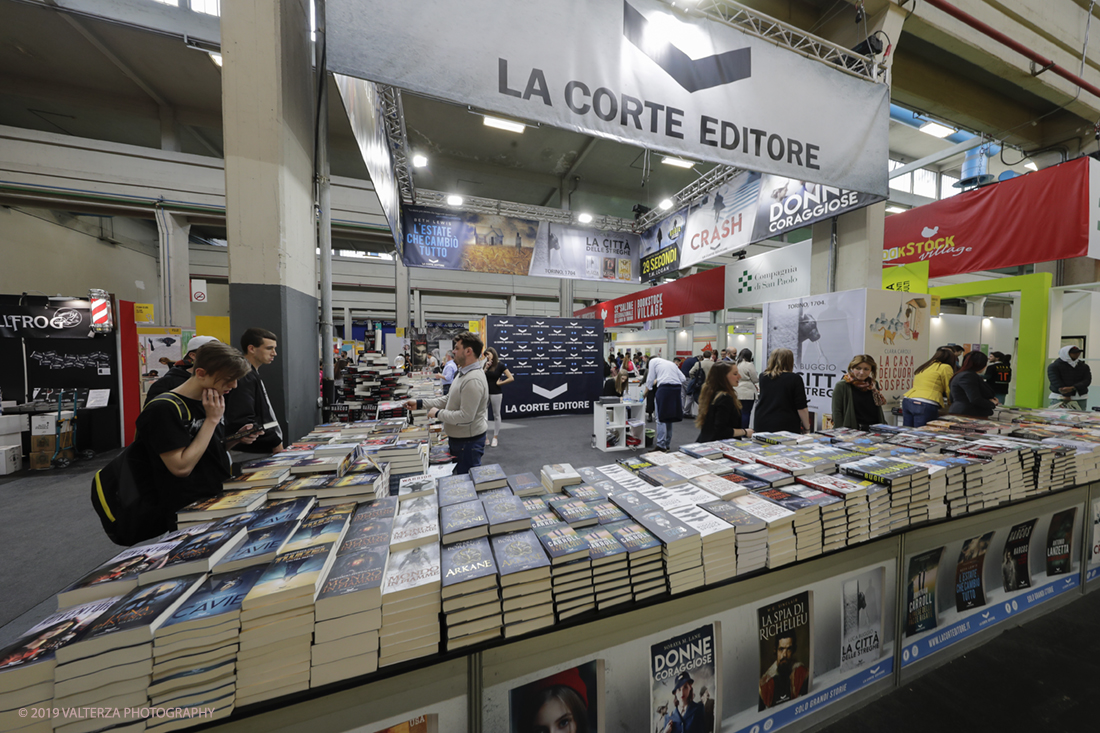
[
  {"xmin": 1047, "ymin": 345, "xmax": 1090, "ymax": 408},
  {"xmin": 831, "ymin": 355, "xmax": 886, "ymax": 431},
  {"xmin": 133, "ymin": 341, "xmax": 259, "ymax": 525},
  {"xmin": 949, "ymin": 351, "xmax": 999, "ymax": 417},
  {"xmin": 735, "ymin": 348, "xmax": 759, "ymax": 429},
  {"xmin": 696, "ymin": 362, "xmax": 753, "ymax": 442},
  {"xmin": 441, "ymin": 350, "xmax": 457, "ymax": 395},
  {"xmin": 754, "ymin": 348, "xmax": 810, "ymax": 433},
  {"xmin": 224, "ymin": 327, "xmax": 285, "ymax": 454},
  {"xmin": 406, "ymin": 331, "xmax": 489, "ymax": 474},
  {"xmin": 645, "ymin": 356, "xmax": 686, "ymax": 451},
  {"xmin": 902, "ymin": 347, "xmax": 956, "ymax": 427},
  {"xmin": 483, "ymin": 347, "xmax": 514, "ymax": 448}
]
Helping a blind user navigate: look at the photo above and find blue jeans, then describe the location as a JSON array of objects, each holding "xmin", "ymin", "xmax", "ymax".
[
  {"xmin": 656, "ymin": 420, "xmax": 673, "ymax": 450},
  {"xmin": 740, "ymin": 399, "xmax": 754, "ymax": 429},
  {"xmin": 443, "ymin": 383, "xmax": 451, "ymax": 395},
  {"xmin": 449, "ymin": 433, "xmax": 486, "ymax": 475},
  {"xmin": 902, "ymin": 398, "xmax": 940, "ymax": 428}
]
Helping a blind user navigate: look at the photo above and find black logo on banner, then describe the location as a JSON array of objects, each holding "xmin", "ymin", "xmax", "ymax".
[{"xmin": 622, "ymin": 1, "xmax": 752, "ymax": 92}]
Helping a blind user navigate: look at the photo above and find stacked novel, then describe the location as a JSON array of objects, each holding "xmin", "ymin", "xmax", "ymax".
[
  {"xmin": 440, "ymin": 499, "xmax": 489, "ymax": 544},
  {"xmin": 470, "ymin": 464, "xmax": 509, "ymax": 492},
  {"xmin": 378, "ymin": 544, "xmax": 442, "ymax": 666},
  {"xmin": 574, "ymin": 525, "xmax": 632, "ymax": 610},
  {"xmin": 842, "ymin": 456, "xmax": 930, "ymax": 534},
  {"xmin": 534, "ymin": 523, "xmax": 594, "ymax": 620},
  {"xmin": 700, "ymin": 500, "xmax": 768, "ymax": 574},
  {"xmin": 315, "ymin": 468, "xmax": 389, "ymax": 505},
  {"xmin": 796, "ymin": 473, "xmax": 871, "ymax": 549},
  {"xmin": 437, "ymin": 474, "xmax": 478, "ymax": 507},
  {"xmin": 691, "ymin": 473, "xmax": 749, "ymax": 501},
  {"xmin": 611, "ymin": 492, "xmax": 703, "ymax": 596},
  {"xmin": 540, "ymin": 463, "xmax": 583, "ymax": 493},
  {"xmin": 310, "ymin": 499, "xmax": 398, "ymax": 687},
  {"xmin": 216, "ymin": 498, "xmax": 315, "ymax": 573},
  {"xmin": 731, "ymin": 461, "xmax": 795, "ymax": 488},
  {"xmin": 491, "ymin": 531, "xmax": 554, "ymax": 637},
  {"xmin": 726, "ymin": 493, "xmax": 797, "ymax": 567},
  {"xmin": 176, "ymin": 490, "xmax": 269, "ymax": 528},
  {"xmin": 664, "ymin": 502, "xmax": 738, "ymax": 583},
  {"xmin": 506, "ymin": 472, "xmax": 545, "ymax": 497},
  {"xmin": 605, "ymin": 520, "xmax": 665, "ymax": 600},
  {"xmin": 236, "ymin": 503, "xmax": 353, "ymax": 705},
  {"xmin": 367, "ymin": 440, "xmax": 429, "ymax": 476},
  {"xmin": 441, "ymin": 538, "xmax": 502, "ymax": 650}
]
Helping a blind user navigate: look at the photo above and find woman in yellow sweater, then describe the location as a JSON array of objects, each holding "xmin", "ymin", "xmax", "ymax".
[{"xmin": 902, "ymin": 347, "xmax": 957, "ymax": 427}]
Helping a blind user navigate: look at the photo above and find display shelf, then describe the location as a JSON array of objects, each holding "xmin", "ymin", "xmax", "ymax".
[{"xmin": 592, "ymin": 401, "xmax": 646, "ymax": 451}]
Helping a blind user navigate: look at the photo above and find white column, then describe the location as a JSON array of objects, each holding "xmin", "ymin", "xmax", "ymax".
[{"xmin": 156, "ymin": 210, "xmax": 191, "ymax": 328}]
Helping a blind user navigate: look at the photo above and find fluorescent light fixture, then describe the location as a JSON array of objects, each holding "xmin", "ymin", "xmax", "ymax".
[
  {"xmin": 737, "ymin": 334, "xmax": 746, "ymax": 341},
  {"xmin": 482, "ymin": 115, "xmax": 526, "ymax": 133},
  {"xmin": 446, "ymin": 194, "xmax": 464, "ymax": 206},
  {"xmin": 885, "ymin": 206, "xmax": 907, "ymax": 214},
  {"xmin": 918, "ymin": 120, "xmax": 954, "ymax": 138},
  {"xmin": 208, "ymin": 51, "xmax": 223, "ymax": 67},
  {"xmin": 577, "ymin": 213, "xmax": 593, "ymax": 224},
  {"xmin": 932, "ymin": 316, "xmax": 941, "ymax": 323},
  {"xmin": 412, "ymin": 154, "xmax": 428, "ymax": 168},
  {"xmin": 662, "ymin": 156, "xmax": 694, "ymax": 169},
  {"xmin": 1024, "ymin": 161, "xmax": 1037, "ymax": 171},
  {"xmin": 658, "ymin": 198, "xmax": 674, "ymax": 210}
]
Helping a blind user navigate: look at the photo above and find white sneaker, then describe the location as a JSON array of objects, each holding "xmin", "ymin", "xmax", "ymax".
[{"xmin": 491, "ymin": 437, "xmax": 498, "ymax": 447}]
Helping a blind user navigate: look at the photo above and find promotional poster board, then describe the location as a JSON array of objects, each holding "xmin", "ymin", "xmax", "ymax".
[
  {"xmin": 330, "ymin": 0, "xmax": 890, "ymax": 197},
  {"xmin": 402, "ymin": 205, "xmax": 640, "ymax": 282},
  {"xmin": 485, "ymin": 316, "xmax": 603, "ymax": 418},
  {"xmin": 639, "ymin": 206, "xmax": 687, "ymax": 280},
  {"xmin": 0, "ymin": 298, "xmax": 95, "ymax": 339},
  {"xmin": 862, "ymin": 290, "xmax": 931, "ymax": 410},
  {"xmin": 574, "ymin": 266, "xmax": 725, "ymax": 328},
  {"xmin": 724, "ymin": 241, "xmax": 812, "ymax": 308}
]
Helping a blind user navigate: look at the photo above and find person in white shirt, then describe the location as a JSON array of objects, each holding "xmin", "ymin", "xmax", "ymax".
[
  {"xmin": 441, "ymin": 351, "xmax": 457, "ymax": 395},
  {"xmin": 645, "ymin": 356, "xmax": 687, "ymax": 451},
  {"xmin": 735, "ymin": 348, "xmax": 760, "ymax": 429}
]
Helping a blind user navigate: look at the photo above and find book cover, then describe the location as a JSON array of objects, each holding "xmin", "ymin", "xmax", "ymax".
[
  {"xmin": 731, "ymin": 463, "xmax": 791, "ymax": 485},
  {"xmin": 840, "ymin": 568, "xmax": 884, "ymax": 673},
  {"xmin": 905, "ymin": 548, "xmax": 943, "ymax": 636},
  {"xmin": 160, "ymin": 566, "xmax": 266, "ymax": 632},
  {"xmin": 281, "ymin": 503, "xmax": 355, "ymax": 553},
  {"xmin": 326, "ymin": 472, "xmax": 383, "ymax": 489},
  {"xmin": 75, "ymin": 575, "xmax": 204, "ymax": 645},
  {"xmin": 441, "ymin": 537, "xmax": 498, "ymax": 590},
  {"xmin": 439, "ymin": 480, "xmax": 479, "ymax": 508},
  {"xmin": 269, "ymin": 476, "xmax": 331, "ymax": 497},
  {"xmin": 246, "ymin": 543, "xmax": 335, "ymax": 603},
  {"xmin": 563, "ymin": 484, "xmax": 605, "ymax": 502},
  {"xmin": 720, "ymin": 473, "xmax": 771, "ymax": 492},
  {"xmin": 679, "ymin": 443, "xmax": 723, "ymax": 459},
  {"xmin": 534, "ymin": 522, "xmax": 590, "ymax": 562},
  {"xmin": 219, "ymin": 521, "xmax": 298, "ymax": 569},
  {"xmin": 1046, "ymin": 507, "xmax": 1077, "ymax": 576},
  {"xmin": 160, "ymin": 525, "xmax": 244, "ymax": 568},
  {"xmin": 0, "ymin": 596, "xmax": 119, "ymax": 677},
  {"xmin": 757, "ymin": 591, "xmax": 813, "ymax": 710},
  {"xmin": 438, "ymin": 474, "xmax": 476, "ymax": 495},
  {"xmin": 605, "ymin": 520, "xmax": 662, "ymax": 556},
  {"xmin": 955, "ymin": 532, "xmax": 995, "ymax": 612},
  {"xmin": 507, "ymin": 473, "xmax": 545, "ymax": 495},
  {"xmin": 400, "ymin": 495, "xmax": 440, "ymax": 517},
  {"xmin": 574, "ymin": 526, "xmax": 627, "ymax": 564},
  {"xmin": 440, "ymin": 500, "xmax": 489, "ymax": 536},
  {"xmin": 317, "ymin": 544, "xmax": 389, "ymax": 602},
  {"xmin": 841, "ymin": 456, "xmax": 926, "ymax": 486},
  {"xmin": 59, "ymin": 541, "xmax": 180, "ymax": 606},
  {"xmin": 617, "ymin": 456, "xmax": 656, "ymax": 474},
  {"xmin": 390, "ymin": 510, "xmax": 441, "ymax": 548},
  {"xmin": 699, "ymin": 501, "xmax": 765, "ymax": 531},
  {"xmin": 508, "ymin": 660, "xmax": 603, "ymax": 733},
  {"xmin": 541, "ymin": 463, "xmax": 581, "ymax": 484},
  {"xmin": 485, "ymin": 495, "xmax": 532, "ymax": 530},
  {"xmin": 639, "ymin": 465, "xmax": 688, "ymax": 487},
  {"xmin": 470, "ymin": 464, "xmax": 508, "ymax": 486},
  {"xmin": 1002, "ymin": 519, "xmax": 1036, "ymax": 592},
  {"xmin": 589, "ymin": 500, "xmax": 628, "ymax": 526},
  {"xmin": 223, "ymin": 468, "xmax": 289, "ymax": 489},
  {"xmin": 795, "ymin": 473, "xmax": 867, "ymax": 498},
  {"xmin": 490, "ymin": 530, "xmax": 551, "ymax": 578},
  {"xmin": 251, "ymin": 497, "xmax": 315, "ymax": 528},
  {"xmin": 368, "ymin": 714, "xmax": 436, "ymax": 733},
  {"xmin": 178, "ymin": 489, "xmax": 268, "ymax": 517},
  {"xmin": 651, "ymin": 624, "xmax": 720, "ymax": 733},
  {"xmin": 755, "ymin": 456, "xmax": 814, "ymax": 476},
  {"xmin": 522, "ymin": 496, "xmax": 551, "ymax": 517},
  {"xmin": 548, "ymin": 497, "xmax": 599, "ymax": 526},
  {"xmin": 398, "ymin": 474, "xmax": 437, "ymax": 500},
  {"xmin": 382, "ymin": 544, "xmax": 442, "ymax": 597}
]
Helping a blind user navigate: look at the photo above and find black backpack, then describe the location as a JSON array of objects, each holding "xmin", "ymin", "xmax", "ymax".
[
  {"xmin": 687, "ymin": 364, "xmax": 706, "ymax": 398},
  {"xmin": 91, "ymin": 394, "xmax": 189, "ymax": 546}
]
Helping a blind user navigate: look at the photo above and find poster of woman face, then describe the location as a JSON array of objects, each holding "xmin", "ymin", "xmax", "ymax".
[{"xmin": 509, "ymin": 661, "xmax": 603, "ymax": 733}]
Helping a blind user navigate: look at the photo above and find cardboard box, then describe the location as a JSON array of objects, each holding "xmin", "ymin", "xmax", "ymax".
[
  {"xmin": 30, "ymin": 430, "xmax": 73, "ymax": 454},
  {"xmin": 0, "ymin": 445, "xmax": 19, "ymax": 475},
  {"xmin": 29, "ymin": 448, "xmax": 74, "ymax": 470},
  {"xmin": 30, "ymin": 414, "xmax": 72, "ymax": 436},
  {"xmin": 0, "ymin": 414, "xmax": 28, "ymax": 435}
]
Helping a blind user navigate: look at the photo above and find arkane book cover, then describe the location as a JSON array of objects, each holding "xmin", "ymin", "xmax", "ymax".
[
  {"xmin": 1002, "ymin": 519, "xmax": 1036, "ymax": 592},
  {"xmin": 508, "ymin": 660, "xmax": 603, "ymax": 733},
  {"xmin": 955, "ymin": 532, "xmax": 994, "ymax": 612},
  {"xmin": 840, "ymin": 567, "xmax": 884, "ymax": 673},
  {"xmin": 650, "ymin": 624, "xmax": 721, "ymax": 732},
  {"xmin": 905, "ymin": 547, "xmax": 943, "ymax": 637},
  {"xmin": 1046, "ymin": 507, "xmax": 1077, "ymax": 576},
  {"xmin": 757, "ymin": 591, "xmax": 812, "ymax": 710}
]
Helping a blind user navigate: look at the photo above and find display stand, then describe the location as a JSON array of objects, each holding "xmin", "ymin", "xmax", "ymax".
[{"xmin": 593, "ymin": 401, "xmax": 645, "ymax": 452}]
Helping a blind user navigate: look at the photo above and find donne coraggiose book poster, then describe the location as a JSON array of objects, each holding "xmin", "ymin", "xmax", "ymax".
[{"xmin": 650, "ymin": 623, "xmax": 721, "ymax": 733}]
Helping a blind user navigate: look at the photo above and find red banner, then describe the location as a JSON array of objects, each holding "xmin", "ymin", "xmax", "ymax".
[
  {"xmin": 883, "ymin": 157, "xmax": 1089, "ymax": 278},
  {"xmin": 573, "ymin": 266, "xmax": 726, "ymax": 327}
]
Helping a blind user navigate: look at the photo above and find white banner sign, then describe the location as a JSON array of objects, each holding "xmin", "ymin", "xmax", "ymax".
[
  {"xmin": 329, "ymin": 0, "xmax": 890, "ymax": 196},
  {"xmin": 725, "ymin": 241, "xmax": 812, "ymax": 307}
]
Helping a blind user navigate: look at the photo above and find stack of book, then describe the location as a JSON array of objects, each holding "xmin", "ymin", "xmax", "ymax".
[
  {"xmin": 605, "ymin": 520, "xmax": 665, "ymax": 600},
  {"xmin": 727, "ymin": 493, "xmax": 797, "ymax": 567},
  {"xmin": 440, "ymin": 538, "xmax": 501, "ymax": 650},
  {"xmin": 375, "ymin": 400, "xmax": 408, "ymax": 420},
  {"xmin": 369, "ymin": 440, "xmax": 429, "ymax": 477},
  {"xmin": 842, "ymin": 456, "xmax": 930, "ymax": 532},
  {"xmin": 796, "ymin": 473, "xmax": 870, "ymax": 549},
  {"xmin": 731, "ymin": 461, "xmax": 795, "ymax": 488},
  {"xmin": 506, "ymin": 472, "xmax": 545, "ymax": 497},
  {"xmin": 236, "ymin": 503, "xmax": 352, "ymax": 705},
  {"xmin": 176, "ymin": 490, "xmax": 270, "ymax": 529},
  {"xmin": 438, "ymin": 474, "xmax": 478, "ymax": 506},
  {"xmin": 548, "ymin": 554, "xmax": 595, "ymax": 621},
  {"xmin": 637, "ymin": 465, "xmax": 691, "ymax": 488},
  {"xmin": 753, "ymin": 487, "xmax": 826, "ymax": 561},
  {"xmin": 700, "ymin": 500, "xmax": 767, "ymax": 574},
  {"xmin": 470, "ymin": 464, "xmax": 509, "ymax": 492},
  {"xmin": 491, "ymin": 530, "xmax": 554, "ymax": 637},
  {"xmin": 907, "ymin": 461, "xmax": 949, "ymax": 523},
  {"xmin": 664, "ymin": 503, "xmax": 737, "ymax": 583},
  {"xmin": 611, "ymin": 492, "xmax": 703, "ymax": 595},
  {"xmin": 689, "ymin": 473, "xmax": 747, "ymax": 501},
  {"xmin": 540, "ymin": 463, "xmax": 583, "ymax": 493},
  {"xmin": 378, "ymin": 544, "xmax": 442, "ymax": 666},
  {"xmin": 315, "ymin": 467, "xmax": 389, "ymax": 506},
  {"xmin": 54, "ymin": 577, "xmax": 206, "ymax": 728},
  {"xmin": 389, "ymin": 503, "xmax": 440, "ymax": 552},
  {"xmin": 574, "ymin": 525, "xmax": 631, "ymax": 610},
  {"xmin": 547, "ymin": 496, "xmax": 599, "ymax": 528},
  {"xmin": 440, "ymin": 499, "xmax": 489, "ymax": 544},
  {"xmin": 310, "ymin": 499, "xmax": 397, "ymax": 687}
]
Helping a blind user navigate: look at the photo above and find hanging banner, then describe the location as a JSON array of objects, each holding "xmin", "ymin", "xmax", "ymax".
[
  {"xmin": 639, "ymin": 206, "xmax": 688, "ymax": 281},
  {"xmin": 678, "ymin": 171, "xmax": 761, "ymax": 268},
  {"xmin": 862, "ymin": 290, "xmax": 931, "ymax": 410},
  {"xmin": 401, "ymin": 205, "xmax": 640, "ymax": 282},
  {"xmin": 882, "ymin": 261, "xmax": 930, "ymax": 294},
  {"xmin": 724, "ymin": 241, "xmax": 812, "ymax": 307},
  {"xmin": 883, "ymin": 158, "xmax": 1095, "ymax": 278},
  {"xmin": 486, "ymin": 316, "xmax": 604, "ymax": 417},
  {"xmin": 574, "ymin": 266, "xmax": 725, "ymax": 327},
  {"xmin": 329, "ymin": 0, "xmax": 890, "ymax": 197},
  {"xmin": 0, "ymin": 298, "xmax": 94, "ymax": 339},
  {"xmin": 334, "ymin": 74, "xmax": 402, "ymax": 251}
]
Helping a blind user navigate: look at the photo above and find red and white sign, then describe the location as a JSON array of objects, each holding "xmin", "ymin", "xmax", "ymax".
[
  {"xmin": 190, "ymin": 279, "xmax": 208, "ymax": 303},
  {"xmin": 883, "ymin": 157, "xmax": 1095, "ymax": 278},
  {"xmin": 574, "ymin": 266, "xmax": 726, "ymax": 327}
]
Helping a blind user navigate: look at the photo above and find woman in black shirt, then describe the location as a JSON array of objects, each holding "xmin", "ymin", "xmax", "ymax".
[
  {"xmin": 483, "ymin": 347, "xmax": 514, "ymax": 448},
  {"xmin": 950, "ymin": 351, "xmax": 999, "ymax": 417},
  {"xmin": 754, "ymin": 348, "xmax": 810, "ymax": 433},
  {"xmin": 696, "ymin": 362, "xmax": 754, "ymax": 441},
  {"xmin": 602, "ymin": 367, "xmax": 628, "ymax": 397}
]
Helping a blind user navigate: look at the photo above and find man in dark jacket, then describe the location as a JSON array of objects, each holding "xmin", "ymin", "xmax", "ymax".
[
  {"xmin": 144, "ymin": 336, "xmax": 220, "ymax": 405},
  {"xmin": 1048, "ymin": 345, "xmax": 1091, "ymax": 408},
  {"xmin": 224, "ymin": 327, "xmax": 285, "ymax": 453}
]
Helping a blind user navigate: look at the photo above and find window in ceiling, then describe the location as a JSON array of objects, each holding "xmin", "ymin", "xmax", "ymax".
[
  {"xmin": 191, "ymin": 0, "xmax": 220, "ymax": 15},
  {"xmin": 151, "ymin": 0, "xmax": 179, "ymax": 5},
  {"xmin": 940, "ymin": 174, "xmax": 960, "ymax": 198},
  {"xmin": 338, "ymin": 250, "xmax": 368, "ymax": 258},
  {"xmin": 913, "ymin": 168, "xmax": 937, "ymax": 199},
  {"xmin": 888, "ymin": 159, "xmax": 911, "ymax": 193}
]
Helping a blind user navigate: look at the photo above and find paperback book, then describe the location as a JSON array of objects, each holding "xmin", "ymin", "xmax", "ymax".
[
  {"xmin": 905, "ymin": 548, "xmax": 943, "ymax": 636},
  {"xmin": 1002, "ymin": 519, "xmax": 1036, "ymax": 592},
  {"xmin": 650, "ymin": 624, "xmax": 721, "ymax": 733},
  {"xmin": 508, "ymin": 661, "xmax": 603, "ymax": 733},
  {"xmin": 757, "ymin": 591, "xmax": 813, "ymax": 710},
  {"xmin": 1046, "ymin": 507, "xmax": 1077, "ymax": 576},
  {"xmin": 840, "ymin": 567, "xmax": 884, "ymax": 673}
]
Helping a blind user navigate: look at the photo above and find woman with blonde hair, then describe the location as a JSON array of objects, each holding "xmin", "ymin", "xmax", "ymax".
[
  {"xmin": 753, "ymin": 348, "xmax": 810, "ymax": 433},
  {"xmin": 832, "ymin": 354, "xmax": 886, "ymax": 430},
  {"xmin": 695, "ymin": 362, "xmax": 754, "ymax": 441}
]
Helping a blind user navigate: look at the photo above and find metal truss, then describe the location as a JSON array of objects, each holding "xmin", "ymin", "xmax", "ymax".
[
  {"xmin": 634, "ymin": 164, "xmax": 741, "ymax": 231},
  {"xmin": 417, "ymin": 190, "xmax": 637, "ymax": 232},
  {"xmin": 378, "ymin": 85, "xmax": 417, "ymax": 204},
  {"xmin": 687, "ymin": 0, "xmax": 883, "ymax": 83}
]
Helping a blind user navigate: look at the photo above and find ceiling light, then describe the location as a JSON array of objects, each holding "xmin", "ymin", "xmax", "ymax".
[
  {"xmin": 446, "ymin": 194, "xmax": 463, "ymax": 206},
  {"xmin": 983, "ymin": 317, "xmax": 992, "ymax": 323},
  {"xmin": 918, "ymin": 120, "xmax": 954, "ymax": 138},
  {"xmin": 577, "ymin": 213, "xmax": 593, "ymax": 224},
  {"xmin": 662, "ymin": 157, "xmax": 694, "ymax": 169},
  {"xmin": 932, "ymin": 316, "xmax": 941, "ymax": 323},
  {"xmin": 482, "ymin": 115, "xmax": 526, "ymax": 133},
  {"xmin": 412, "ymin": 154, "xmax": 428, "ymax": 168},
  {"xmin": 208, "ymin": 52, "xmax": 223, "ymax": 67},
  {"xmin": 1024, "ymin": 161, "xmax": 1037, "ymax": 171},
  {"xmin": 658, "ymin": 198, "xmax": 674, "ymax": 210},
  {"xmin": 885, "ymin": 206, "xmax": 907, "ymax": 214}
]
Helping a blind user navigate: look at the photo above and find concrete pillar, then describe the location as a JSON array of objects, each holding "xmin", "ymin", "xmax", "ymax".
[
  {"xmin": 222, "ymin": 0, "xmax": 317, "ymax": 441},
  {"xmin": 412, "ymin": 289, "xmax": 422, "ymax": 328},
  {"xmin": 810, "ymin": 203, "xmax": 886, "ymax": 294},
  {"xmin": 713, "ymin": 317, "xmax": 728, "ymax": 358},
  {"xmin": 559, "ymin": 279, "xmax": 574, "ymax": 318},
  {"xmin": 395, "ymin": 258, "xmax": 410, "ymax": 329},
  {"xmin": 159, "ymin": 106, "xmax": 180, "ymax": 153},
  {"xmin": 343, "ymin": 306, "xmax": 352, "ymax": 340},
  {"xmin": 507, "ymin": 295, "xmax": 517, "ymax": 317},
  {"xmin": 964, "ymin": 296, "xmax": 987, "ymax": 316},
  {"xmin": 156, "ymin": 211, "xmax": 191, "ymax": 328}
]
